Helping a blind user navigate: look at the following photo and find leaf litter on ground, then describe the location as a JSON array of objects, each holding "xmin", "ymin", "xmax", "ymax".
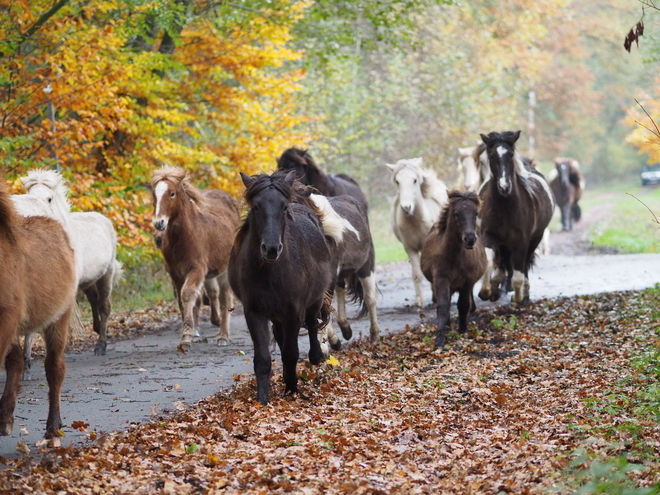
[{"xmin": 1, "ymin": 288, "xmax": 660, "ymax": 494}]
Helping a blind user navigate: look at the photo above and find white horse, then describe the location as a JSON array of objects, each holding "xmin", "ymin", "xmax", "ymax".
[
  {"xmin": 18, "ymin": 169, "xmax": 122, "ymax": 369},
  {"xmin": 456, "ymin": 145, "xmax": 489, "ymax": 191},
  {"xmin": 387, "ymin": 157, "xmax": 448, "ymax": 307}
]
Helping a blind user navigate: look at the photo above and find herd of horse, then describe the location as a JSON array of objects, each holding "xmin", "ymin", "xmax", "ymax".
[{"xmin": 0, "ymin": 130, "xmax": 586, "ymax": 435}]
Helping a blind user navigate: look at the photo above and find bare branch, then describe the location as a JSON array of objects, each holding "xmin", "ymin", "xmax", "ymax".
[{"xmin": 627, "ymin": 193, "xmax": 660, "ymax": 228}]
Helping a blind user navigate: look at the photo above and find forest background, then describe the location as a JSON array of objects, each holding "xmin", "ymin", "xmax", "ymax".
[{"xmin": 1, "ymin": 0, "xmax": 658, "ymax": 282}]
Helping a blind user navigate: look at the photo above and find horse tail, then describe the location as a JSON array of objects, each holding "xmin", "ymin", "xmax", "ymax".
[
  {"xmin": 346, "ymin": 273, "xmax": 368, "ymax": 319},
  {"xmin": 68, "ymin": 302, "xmax": 86, "ymax": 343},
  {"xmin": 318, "ymin": 290, "xmax": 335, "ymax": 330},
  {"xmin": 112, "ymin": 260, "xmax": 124, "ymax": 287},
  {"xmin": 572, "ymin": 202, "xmax": 581, "ymax": 222}
]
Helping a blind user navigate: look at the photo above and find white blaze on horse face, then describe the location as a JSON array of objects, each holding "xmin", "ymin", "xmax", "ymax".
[
  {"xmin": 495, "ymin": 146, "xmax": 511, "ymax": 193},
  {"xmin": 153, "ymin": 181, "xmax": 170, "ymax": 230},
  {"xmin": 396, "ymin": 167, "xmax": 422, "ymax": 216}
]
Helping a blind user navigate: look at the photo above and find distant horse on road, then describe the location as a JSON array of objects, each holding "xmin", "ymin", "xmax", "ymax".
[
  {"xmin": 387, "ymin": 157, "xmax": 448, "ymax": 307},
  {"xmin": 549, "ymin": 157, "xmax": 585, "ymax": 232}
]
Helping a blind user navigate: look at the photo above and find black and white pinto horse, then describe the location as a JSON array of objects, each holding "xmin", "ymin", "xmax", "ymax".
[
  {"xmin": 477, "ymin": 131, "xmax": 555, "ymax": 305},
  {"xmin": 277, "ymin": 148, "xmax": 369, "ymax": 211},
  {"xmin": 549, "ymin": 157, "xmax": 585, "ymax": 232}
]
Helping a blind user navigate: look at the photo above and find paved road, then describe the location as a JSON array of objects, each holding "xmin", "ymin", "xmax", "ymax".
[{"xmin": 2, "ymin": 253, "xmax": 660, "ymax": 460}]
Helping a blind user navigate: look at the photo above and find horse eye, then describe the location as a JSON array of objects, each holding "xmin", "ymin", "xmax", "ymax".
[
  {"xmin": 170, "ymin": 192, "xmax": 175, "ymax": 198},
  {"xmin": 282, "ymin": 204, "xmax": 287, "ymax": 212},
  {"xmin": 413, "ymin": 179, "xmax": 417, "ymax": 184},
  {"xmin": 47, "ymin": 198, "xmax": 52, "ymax": 203},
  {"xmin": 395, "ymin": 180, "xmax": 399, "ymax": 185}
]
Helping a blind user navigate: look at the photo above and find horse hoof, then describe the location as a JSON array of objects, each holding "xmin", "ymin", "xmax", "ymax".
[
  {"xmin": 478, "ymin": 290, "xmax": 490, "ymax": 301},
  {"xmin": 216, "ymin": 337, "xmax": 229, "ymax": 347},
  {"xmin": 45, "ymin": 428, "xmax": 64, "ymax": 440},
  {"xmin": 330, "ymin": 339, "xmax": 342, "ymax": 351},
  {"xmin": 434, "ymin": 334, "xmax": 446, "ymax": 349},
  {"xmin": 177, "ymin": 342, "xmax": 192, "ymax": 354},
  {"xmin": 0, "ymin": 422, "xmax": 13, "ymax": 436},
  {"xmin": 338, "ymin": 324, "xmax": 352, "ymax": 341},
  {"xmin": 94, "ymin": 343, "xmax": 106, "ymax": 356},
  {"xmin": 308, "ymin": 349, "xmax": 323, "ymax": 366},
  {"xmin": 23, "ymin": 371, "xmax": 32, "ymax": 381},
  {"xmin": 369, "ymin": 333, "xmax": 380, "ymax": 344}
]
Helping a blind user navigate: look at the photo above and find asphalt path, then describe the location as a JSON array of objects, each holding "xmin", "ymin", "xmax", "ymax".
[{"xmin": 2, "ymin": 250, "xmax": 660, "ymax": 460}]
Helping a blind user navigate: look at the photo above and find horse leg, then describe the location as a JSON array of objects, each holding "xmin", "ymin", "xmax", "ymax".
[
  {"xmin": 406, "ymin": 248, "xmax": 424, "ymax": 307},
  {"xmin": 23, "ymin": 334, "xmax": 35, "ymax": 381},
  {"xmin": 434, "ymin": 278, "xmax": 451, "ymax": 348},
  {"xmin": 318, "ymin": 319, "xmax": 340, "ymax": 357},
  {"xmin": 245, "ymin": 312, "xmax": 272, "ymax": 405},
  {"xmin": 177, "ymin": 270, "xmax": 205, "ymax": 352},
  {"xmin": 91, "ymin": 270, "xmax": 113, "ymax": 356},
  {"xmin": 84, "ymin": 284, "xmax": 101, "ymax": 336},
  {"xmin": 0, "ymin": 342, "xmax": 24, "ymax": 436},
  {"xmin": 361, "ymin": 273, "xmax": 380, "ymax": 343},
  {"xmin": 489, "ymin": 265, "xmax": 504, "ymax": 302},
  {"xmin": 457, "ymin": 288, "xmax": 472, "ymax": 336},
  {"xmin": 204, "ymin": 277, "xmax": 221, "ymax": 327},
  {"xmin": 478, "ymin": 248, "xmax": 494, "ymax": 301},
  {"xmin": 216, "ymin": 272, "xmax": 233, "ymax": 346},
  {"xmin": 281, "ymin": 320, "xmax": 301, "ymax": 395},
  {"xmin": 304, "ymin": 307, "xmax": 325, "ymax": 366},
  {"xmin": 43, "ymin": 306, "xmax": 72, "ymax": 439},
  {"xmin": 561, "ymin": 202, "xmax": 571, "ymax": 231},
  {"xmin": 335, "ymin": 281, "xmax": 352, "ymax": 340}
]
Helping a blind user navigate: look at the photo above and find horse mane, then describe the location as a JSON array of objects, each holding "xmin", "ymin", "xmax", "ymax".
[
  {"xmin": 278, "ymin": 148, "xmax": 328, "ymax": 184},
  {"xmin": 0, "ymin": 178, "xmax": 18, "ymax": 238},
  {"xmin": 308, "ymin": 193, "xmax": 359, "ymax": 245},
  {"xmin": 21, "ymin": 168, "xmax": 72, "ymax": 213},
  {"xmin": 390, "ymin": 159, "xmax": 446, "ymax": 202},
  {"xmin": 152, "ymin": 165, "xmax": 207, "ymax": 208},
  {"xmin": 436, "ymin": 190, "xmax": 480, "ymax": 236}
]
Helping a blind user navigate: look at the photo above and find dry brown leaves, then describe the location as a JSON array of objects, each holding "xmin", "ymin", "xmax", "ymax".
[{"xmin": 2, "ymin": 291, "xmax": 659, "ymax": 494}]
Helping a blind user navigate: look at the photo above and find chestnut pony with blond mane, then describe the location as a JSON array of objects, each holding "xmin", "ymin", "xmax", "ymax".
[
  {"xmin": 151, "ymin": 166, "xmax": 239, "ymax": 352},
  {"xmin": 0, "ymin": 176, "xmax": 77, "ymax": 439}
]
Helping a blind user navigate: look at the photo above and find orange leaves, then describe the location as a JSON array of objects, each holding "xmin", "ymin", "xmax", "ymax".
[{"xmin": 1, "ymin": 0, "xmax": 315, "ymax": 259}]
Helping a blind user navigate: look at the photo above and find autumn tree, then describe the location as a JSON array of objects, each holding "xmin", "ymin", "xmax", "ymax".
[{"xmin": 0, "ymin": 0, "xmax": 313, "ymax": 262}]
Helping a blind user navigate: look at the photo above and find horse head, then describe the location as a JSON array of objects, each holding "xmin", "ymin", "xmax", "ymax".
[
  {"xmin": 555, "ymin": 159, "xmax": 571, "ymax": 188},
  {"xmin": 386, "ymin": 157, "xmax": 425, "ymax": 216},
  {"xmin": 480, "ymin": 130, "xmax": 522, "ymax": 198},
  {"xmin": 457, "ymin": 147, "xmax": 481, "ymax": 191},
  {"xmin": 439, "ymin": 190, "xmax": 481, "ymax": 249},
  {"xmin": 151, "ymin": 165, "xmax": 192, "ymax": 232},
  {"xmin": 241, "ymin": 170, "xmax": 296, "ymax": 263},
  {"xmin": 21, "ymin": 169, "xmax": 72, "ymax": 221}
]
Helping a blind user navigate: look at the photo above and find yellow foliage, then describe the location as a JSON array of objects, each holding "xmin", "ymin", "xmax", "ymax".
[{"xmin": 0, "ymin": 0, "xmax": 315, "ymax": 258}]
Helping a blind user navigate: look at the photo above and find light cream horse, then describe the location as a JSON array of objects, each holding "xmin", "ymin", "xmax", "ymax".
[
  {"xmin": 387, "ymin": 157, "xmax": 448, "ymax": 307},
  {"xmin": 15, "ymin": 170, "xmax": 122, "ymax": 377}
]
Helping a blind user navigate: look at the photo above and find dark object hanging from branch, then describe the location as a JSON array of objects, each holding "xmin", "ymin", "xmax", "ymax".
[{"xmin": 624, "ymin": 16, "xmax": 644, "ymax": 53}]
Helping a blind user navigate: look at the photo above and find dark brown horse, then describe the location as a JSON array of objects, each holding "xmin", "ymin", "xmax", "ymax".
[
  {"xmin": 0, "ymin": 177, "xmax": 77, "ymax": 439},
  {"xmin": 549, "ymin": 158, "xmax": 584, "ymax": 232},
  {"xmin": 277, "ymin": 148, "xmax": 369, "ymax": 211},
  {"xmin": 229, "ymin": 171, "xmax": 337, "ymax": 404},
  {"xmin": 477, "ymin": 130, "xmax": 555, "ymax": 305},
  {"xmin": 421, "ymin": 190, "xmax": 487, "ymax": 348},
  {"xmin": 151, "ymin": 166, "xmax": 239, "ymax": 352}
]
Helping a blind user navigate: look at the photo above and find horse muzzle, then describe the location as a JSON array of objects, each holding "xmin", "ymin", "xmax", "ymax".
[
  {"xmin": 400, "ymin": 203, "xmax": 415, "ymax": 216},
  {"xmin": 463, "ymin": 234, "xmax": 477, "ymax": 249},
  {"xmin": 261, "ymin": 242, "xmax": 283, "ymax": 263},
  {"xmin": 153, "ymin": 218, "xmax": 168, "ymax": 232}
]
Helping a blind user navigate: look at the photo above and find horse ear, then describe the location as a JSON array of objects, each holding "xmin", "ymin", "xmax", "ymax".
[
  {"xmin": 512, "ymin": 130, "xmax": 521, "ymax": 143},
  {"xmin": 480, "ymin": 133, "xmax": 490, "ymax": 146},
  {"xmin": 240, "ymin": 172, "xmax": 254, "ymax": 188},
  {"xmin": 284, "ymin": 170, "xmax": 297, "ymax": 184},
  {"xmin": 412, "ymin": 157, "xmax": 423, "ymax": 167},
  {"xmin": 297, "ymin": 184, "xmax": 315, "ymax": 197},
  {"xmin": 385, "ymin": 163, "xmax": 396, "ymax": 172}
]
